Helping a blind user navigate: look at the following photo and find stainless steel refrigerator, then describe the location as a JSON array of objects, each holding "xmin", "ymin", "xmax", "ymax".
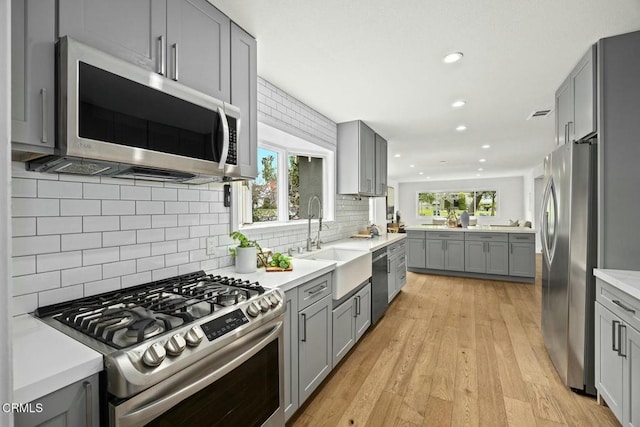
[{"xmin": 541, "ymin": 140, "xmax": 597, "ymax": 395}]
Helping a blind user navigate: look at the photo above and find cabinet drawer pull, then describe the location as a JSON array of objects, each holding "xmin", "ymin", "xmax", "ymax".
[
  {"xmin": 568, "ymin": 121, "xmax": 573, "ymax": 142},
  {"xmin": 353, "ymin": 298, "xmax": 358, "ymax": 318},
  {"xmin": 306, "ymin": 284, "xmax": 326, "ymax": 296},
  {"xmin": 612, "ymin": 320, "xmax": 620, "ymax": 352},
  {"xmin": 157, "ymin": 36, "xmax": 165, "ymax": 76},
  {"xmin": 387, "ymin": 260, "xmax": 390, "ymax": 274},
  {"xmin": 510, "ymin": 243, "xmax": 513, "ymax": 254},
  {"xmin": 40, "ymin": 88, "xmax": 47, "ymax": 143},
  {"xmin": 172, "ymin": 43, "xmax": 179, "ymax": 81},
  {"xmin": 300, "ymin": 313, "xmax": 307, "ymax": 342},
  {"xmin": 84, "ymin": 381, "xmax": 93, "ymax": 427},
  {"xmin": 618, "ymin": 324, "xmax": 626, "ymax": 358},
  {"xmin": 612, "ymin": 299, "xmax": 636, "ymax": 314},
  {"xmin": 356, "ymin": 296, "xmax": 361, "ymax": 316}
]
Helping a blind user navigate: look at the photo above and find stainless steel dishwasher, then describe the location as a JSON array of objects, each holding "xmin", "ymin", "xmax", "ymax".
[{"xmin": 371, "ymin": 247, "xmax": 388, "ymax": 325}]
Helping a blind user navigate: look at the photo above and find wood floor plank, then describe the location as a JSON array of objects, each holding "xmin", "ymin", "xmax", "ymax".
[{"xmin": 290, "ymin": 255, "xmax": 618, "ymax": 427}]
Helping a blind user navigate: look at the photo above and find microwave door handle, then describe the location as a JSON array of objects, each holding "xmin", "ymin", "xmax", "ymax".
[{"xmin": 217, "ymin": 107, "xmax": 230, "ymax": 170}]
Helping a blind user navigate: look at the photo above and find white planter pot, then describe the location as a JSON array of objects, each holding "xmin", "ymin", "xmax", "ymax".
[{"xmin": 235, "ymin": 246, "xmax": 257, "ymax": 273}]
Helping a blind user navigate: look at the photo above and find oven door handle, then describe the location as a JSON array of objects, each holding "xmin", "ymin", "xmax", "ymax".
[{"xmin": 113, "ymin": 320, "xmax": 283, "ymax": 427}]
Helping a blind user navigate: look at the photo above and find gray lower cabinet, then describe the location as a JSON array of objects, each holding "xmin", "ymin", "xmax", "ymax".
[
  {"xmin": 464, "ymin": 233, "xmax": 508, "ymax": 275},
  {"xmin": 444, "ymin": 240, "xmax": 464, "ymax": 271},
  {"xmin": 388, "ymin": 241, "xmax": 407, "ymax": 302},
  {"xmin": 14, "ymin": 373, "xmax": 100, "ymax": 427},
  {"xmin": 406, "ymin": 234, "xmax": 426, "ymax": 269},
  {"xmin": 508, "ymin": 234, "xmax": 536, "ymax": 278},
  {"xmin": 332, "ymin": 283, "xmax": 371, "ymax": 366},
  {"xmin": 11, "ymin": 0, "xmax": 56, "ymax": 152},
  {"xmin": 595, "ymin": 277, "xmax": 640, "ymax": 426},
  {"xmin": 230, "ymin": 22, "xmax": 258, "ymax": 179},
  {"xmin": 58, "ymin": 0, "xmax": 231, "ymax": 101},
  {"xmin": 283, "ymin": 289, "xmax": 299, "ymax": 421},
  {"xmin": 298, "ymin": 295, "xmax": 332, "ymax": 404},
  {"xmin": 425, "ymin": 232, "xmax": 464, "ymax": 272}
]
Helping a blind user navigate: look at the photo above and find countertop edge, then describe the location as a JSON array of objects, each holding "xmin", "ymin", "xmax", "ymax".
[
  {"xmin": 594, "ymin": 268, "xmax": 640, "ymax": 302},
  {"xmin": 404, "ymin": 226, "xmax": 536, "ymax": 234}
]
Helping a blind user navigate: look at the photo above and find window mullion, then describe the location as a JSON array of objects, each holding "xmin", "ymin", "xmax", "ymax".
[{"xmin": 279, "ymin": 149, "xmax": 288, "ymax": 222}]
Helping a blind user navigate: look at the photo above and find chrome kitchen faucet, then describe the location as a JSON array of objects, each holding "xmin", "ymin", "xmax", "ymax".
[{"xmin": 306, "ymin": 195, "xmax": 323, "ymax": 251}]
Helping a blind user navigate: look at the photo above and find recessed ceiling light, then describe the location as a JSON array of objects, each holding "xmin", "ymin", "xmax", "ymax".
[
  {"xmin": 452, "ymin": 100, "xmax": 466, "ymax": 108},
  {"xmin": 456, "ymin": 125, "xmax": 467, "ymax": 132},
  {"xmin": 476, "ymin": 173, "xmax": 481, "ymax": 177},
  {"xmin": 478, "ymin": 168, "xmax": 483, "ymax": 171},
  {"xmin": 482, "ymin": 144, "xmax": 491, "ymax": 149},
  {"xmin": 394, "ymin": 154, "xmax": 401, "ymax": 158},
  {"xmin": 479, "ymin": 158, "xmax": 487, "ymax": 163},
  {"xmin": 439, "ymin": 160, "xmax": 447, "ymax": 164},
  {"xmin": 419, "ymin": 172, "xmax": 424, "ymax": 175},
  {"xmin": 443, "ymin": 52, "xmax": 464, "ymax": 64},
  {"xmin": 426, "ymin": 176, "xmax": 431, "ymax": 179},
  {"xmin": 410, "ymin": 164, "xmax": 415, "ymax": 168}
]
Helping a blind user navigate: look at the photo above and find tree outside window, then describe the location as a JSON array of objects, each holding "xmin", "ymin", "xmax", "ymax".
[
  {"xmin": 418, "ymin": 190, "xmax": 498, "ymax": 217},
  {"xmin": 252, "ymin": 148, "xmax": 278, "ymax": 222}
]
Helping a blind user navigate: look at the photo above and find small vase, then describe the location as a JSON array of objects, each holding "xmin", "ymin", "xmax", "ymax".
[
  {"xmin": 460, "ymin": 211, "xmax": 470, "ymax": 228},
  {"xmin": 446, "ymin": 210, "xmax": 458, "ymax": 228},
  {"xmin": 235, "ymin": 246, "xmax": 257, "ymax": 273}
]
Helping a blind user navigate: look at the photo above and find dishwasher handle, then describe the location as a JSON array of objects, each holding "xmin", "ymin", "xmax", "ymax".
[{"xmin": 372, "ymin": 253, "xmax": 387, "ymax": 263}]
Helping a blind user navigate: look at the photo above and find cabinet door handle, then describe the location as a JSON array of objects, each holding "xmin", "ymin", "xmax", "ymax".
[
  {"xmin": 422, "ymin": 239, "xmax": 425, "ymax": 250},
  {"xmin": 157, "ymin": 36, "xmax": 165, "ymax": 76},
  {"xmin": 510, "ymin": 243, "xmax": 513, "ymax": 254},
  {"xmin": 40, "ymin": 88, "xmax": 47, "ymax": 143},
  {"xmin": 612, "ymin": 320, "xmax": 620, "ymax": 352},
  {"xmin": 353, "ymin": 298, "xmax": 358, "ymax": 318},
  {"xmin": 306, "ymin": 284, "xmax": 327, "ymax": 297},
  {"xmin": 172, "ymin": 43, "xmax": 179, "ymax": 81},
  {"xmin": 356, "ymin": 296, "xmax": 361, "ymax": 316},
  {"xmin": 618, "ymin": 324, "xmax": 626, "ymax": 358},
  {"xmin": 612, "ymin": 299, "xmax": 636, "ymax": 314},
  {"xmin": 300, "ymin": 313, "xmax": 307, "ymax": 342},
  {"xmin": 84, "ymin": 381, "xmax": 93, "ymax": 427},
  {"xmin": 387, "ymin": 260, "xmax": 390, "ymax": 274},
  {"xmin": 568, "ymin": 121, "xmax": 573, "ymax": 142}
]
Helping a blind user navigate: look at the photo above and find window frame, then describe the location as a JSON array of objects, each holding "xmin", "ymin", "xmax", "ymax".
[{"xmin": 415, "ymin": 189, "xmax": 500, "ymax": 218}]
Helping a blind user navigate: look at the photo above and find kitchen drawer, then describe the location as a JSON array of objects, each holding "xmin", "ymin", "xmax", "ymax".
[
  {"xmin": 465, "ymin": 232, "xmax": 508, "ymax": 242},
  {"xmin": 387, "ymin": 241, "xmax": 406, "ymax": 257},
  {"xmin": 406, "ymin": 231, "xmax": 425, "ymax": 239},
  {"xmin": 509, "ymin": 233, "xmax": 535, "ymax": 243},
  {"xmin": 597, "ymin": 278, "xmax": 640, "ymax": 332},
  {"xmin": 425, "ymin": 231, "xmax": 464, "ymax": 241},
  {"xmin": 298, "ymin": 273, "xmax": 332, "ymax": 310}
]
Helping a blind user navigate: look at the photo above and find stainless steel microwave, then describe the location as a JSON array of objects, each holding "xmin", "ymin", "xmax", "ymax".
[{"xmin": 28, "ymin": 36, "xmax": 242, "ymax": 183}]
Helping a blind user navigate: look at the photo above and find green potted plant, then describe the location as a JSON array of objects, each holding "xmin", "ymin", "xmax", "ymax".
[{"xmin": 229, "ymin": 231, "xmax": 267, "ymax": 273}]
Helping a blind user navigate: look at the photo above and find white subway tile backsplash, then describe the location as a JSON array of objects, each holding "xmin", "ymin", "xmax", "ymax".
[
  {"xmin": 61, "ymin": 199, "xmax": 100, "ymax": 216},
  {"xmin": 103, "ymin": 260, "xmax": 136, "ymax": 279},
  {"xmin": 39, "ymin": 285, "xmax": 83, "ymax": 307},
  {"xmin": 83, "ymin": 183, "xmax": 119, "ymax": 199},
  {"xmin": 137, "ymin": 255, "xmax": 165, "ymax": 272},
  {"xmin": 199, "ymin": 191, "xmax": 216, "ymax": 202},
  {"xmin": 12, "ymin": 198, "xmax": 60, "ymax": 217},
  {"xmin": 61, "ymin": 265, "xmax": 102, "ymax": 286},
  {"xmin": 199, "ymin": 214, "xmax": 218, "ymax": 225},
  {"xmin": 209, "ymin": 203, "xmax": 227, "ymax": 213},
  {"xmin": 12, "ymin": 178, "xmax": 37, "ymax": 197},
  {"xmin": 84, "ymin": 278, "xmax": 121, "ymax": 296},
  {"xmin": 37, "ymin": 216, "xmax": 82, "ymax": 235},
  {"xmin": 137, "ymin": 228, "xmax": 165, "ymax": 243},
  {"xmin": 121, "ymin": 185, "xmax": 151, "ymax": 200},
  {"xmin": 83, "ymin": 216, "xmax": 120, "ymax": 232},
  {"xmin": 165, "ymin": 252, "xmax": 189, "ymax": 267},
  {"xmin": 178, "ymin": 189, "xmax": 200, "ymax": 201},
  {"xmin": 178, "ymin": 213, "xmax": 199, "ymax": 227},
  {"xmin": 102, "ymin": 200, "xmax": 135, "ymax": 215},
  {"xmin": 13, "ymin": 235, "xmax": 60, "ymax": 256},
  {"xmin": 165, "ymin": 227, "xmax": 189, "ymax": 240},
  {"xmin": 13, "ymin": 294, "xmax": 38, "ymax": 316},
  {"xmin": 121, "ymin": 215, "xmax": 151, "ymax": 230},
  {"xmin": 200, "ymin": 258, "xmax": 219, "ymax": 271},
  {"xmin": 189, "ymin": 249, "xmax": 207, "ymax": 263},
  {"xmin": 178, "ymin": 262, "xmax": 200, "ymax": 275},
  {"xmin": 12, "ymin": 217, "xmax": 36, "ymax": 237},
  {"xmin": 103, "ymin": 230, "xmax": 136, "ymax": 247},
  {"xmin": 152, "ymin": 214, "xmax": 178, "ymax": 229},
  {"xmin": 152, "ymin": 267, "xmax": 179, "ymax": 281},
  {"xmin": 152, "ymin": 240, "xmax": 177, "ymax": 256},
  {"xmin": 136, "ymin": 201, "xmax": 164, "ymax": 215},
  {"xmin": 61, "ymin": 232, "xmax": 102, "ymax": 251},
  {"xmin": 151, "ymin": 187, "xmax": 177, "ymax": 201},
  {"xmin": 178, "ymin": 238, "xmax": 200, "ymax": 253},
  {"xmin": 38, "ymin": 180, "xmax": 83, "ymax": 199},
  {"xmin": 121, "ymin": 271, "xmax": 151, "ymax": 288},
  {"xmin": 13, "ymin": 256, "xmax": 36, "ymax": 276},
  {"xmin": 190, "ymin": 225, "xmax": 209, "ymax": 238},
  {"xmin": 83, "ymin": 247, "xmax": 119, "ymax": 266},
  {"xmin": 165, "ymin": 202, "xmax": 189, "ymax": 214},
  {"xmin": 189, "ymin": 202, "xmax": 209, "ymax": 214},
  {"xmin": 13, "ymin": 271, "xmax": 60, "ymax": 295},
  {"xmin": 120, "ymin": 243, "xmax": 151, "ymax": 260},
  {"xmin": 37, "ymin": 251, "xmax": 82, "ymax": 273}
]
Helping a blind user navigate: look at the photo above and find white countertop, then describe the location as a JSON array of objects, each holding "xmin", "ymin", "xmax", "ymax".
[
  {"xmin": 405, "ymin": 225, "xmax": 536, "ymax": 234},
  {"xmin": 13, "ymin": 314, "xmax": 103, "ymax": 403},
  {"xmin": 594, "ymin": 269, "xmax": 640, "ymax": 302},
  {"xmin": 321, "ymin": 233, "xmax": 406, "ymax": 252}
]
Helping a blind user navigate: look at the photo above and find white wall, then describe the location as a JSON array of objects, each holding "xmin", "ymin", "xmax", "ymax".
[
  {"xmin": 1, "ymin": 0, "xmax": 14, "ymax": 423},
  {"xmin": 398, "ymin": 176, "xmax": 525, "ymax": 226}
]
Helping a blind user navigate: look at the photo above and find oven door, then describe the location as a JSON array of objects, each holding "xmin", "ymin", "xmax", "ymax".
[{"xmin": 110, "ymin": 318, "xmax": 284, "ymax": 427}]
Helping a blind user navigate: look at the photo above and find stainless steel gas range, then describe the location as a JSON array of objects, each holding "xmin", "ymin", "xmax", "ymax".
[{"xmin": 35, "ymin": 271, "xmax": 285, "ymax": 427}]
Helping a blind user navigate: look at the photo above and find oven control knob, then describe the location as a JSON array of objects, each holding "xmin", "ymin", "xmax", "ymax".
[
  {"xmin": 165, "ymin": 333, "xmax": 187, "ymax": 356},
  {"xmin": 268, "ymin": 294, "xmax": 280, "ymax": 307},
  {"xmin": 259, "ymin": 298, "xmax": 270, "ymax": 312},
  {"xmin": 247, "ymin": 302, "xmax": 260, "ymax": 317},
  {"xmin": 184, "ymin": 325, "xmax": 205, "ymax": 347},
  {"xmin": 142, "ymin": 342, "xmax": 166, "ymax": 367}
]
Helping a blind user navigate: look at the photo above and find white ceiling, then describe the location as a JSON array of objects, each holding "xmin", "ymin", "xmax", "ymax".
[{"xmin": 210, "ymin": 0, "xmax": 640, "ymax": 183}]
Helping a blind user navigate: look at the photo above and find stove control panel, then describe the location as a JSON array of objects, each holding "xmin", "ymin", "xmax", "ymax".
[
  {"xmin": 201, "ymin": 309, "xmax": 250, "ymax": 341},
  {"xmin": 142, "ymin": 342, "xmax": 166, "ymax": 367}
]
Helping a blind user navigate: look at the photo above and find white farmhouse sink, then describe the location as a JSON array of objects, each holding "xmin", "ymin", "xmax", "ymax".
[{"xmin": 299, "ymin": 248, "xmax": 372, "ymax": 300}]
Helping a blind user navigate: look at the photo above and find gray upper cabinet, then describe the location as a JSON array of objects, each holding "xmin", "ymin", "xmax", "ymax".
[
  {"xmin": 58, "ymin": 0, "xmax": 166, "ymax": 72},
  {"xmin": 555, "ymin": 45, "xmax": 597, "ymax": 145},
  {"xmin": 166, "ymin": 0, "xmax": 230, "ymax": 101},
  {"xmin": 375, "ymin": 134, "xmax": 388, "ymax": 197},
  {"xmin": 58, "ymin": 0, "xmax": 231, "ymax": 101},
  {"xmin": 231, "ymin": 22, "xmax": 258, "ymax": 178},
  {"xmin": 11, "ymin": 0, "xmax": 56, "ymax": 153},
  {"xmin": 14, "ymin": 373, "xmax": 100, "ymax": 427},
  {"xmin": 337, "ymin": 120, "xmax": 388, "ymax": 196}
]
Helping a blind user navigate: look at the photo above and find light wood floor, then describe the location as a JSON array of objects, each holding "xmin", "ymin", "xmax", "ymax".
[{"xmin": 289, "ymin": 256, "xmax": 618, "ymax": 427}]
